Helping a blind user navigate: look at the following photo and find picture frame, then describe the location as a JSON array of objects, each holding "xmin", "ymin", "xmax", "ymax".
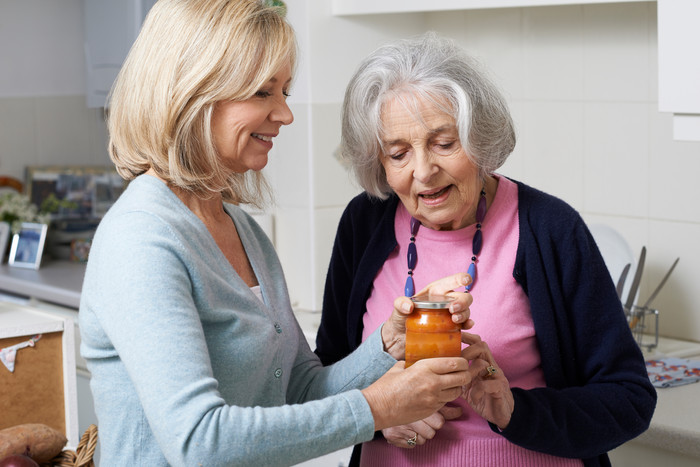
[
  {"xmin": 8, "ymin": 222, "xmax": 48, "ymax": 270},
  {"xmin": 25, "ymin": 166, "xmax": 125, "ymax": 220},
  {"xmin": 0, "ymin": 222, "xmax": 9, "ymax": 263}
]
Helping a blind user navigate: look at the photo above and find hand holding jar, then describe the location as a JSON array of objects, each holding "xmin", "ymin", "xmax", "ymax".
[
  {"xmin": 380, "ymin": 272, "xmax": 474, "ymax": 361},
  {"xmin": 460, "ymin": 332, "xmax": 514, "ymax": 430}
]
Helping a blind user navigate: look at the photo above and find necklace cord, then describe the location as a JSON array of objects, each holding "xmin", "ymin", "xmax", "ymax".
[{"xmin": 405, "ymin": 187, "xmax": 487, "ymax": 296}]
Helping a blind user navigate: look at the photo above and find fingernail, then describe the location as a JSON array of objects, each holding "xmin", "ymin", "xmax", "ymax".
[
  {"xmin": 451, "ymin": 303, "xmax": 462, "ymax": 312},
  {"xmin": 402, "ymin": 302, "xmax": 411, "ymax": 313}
]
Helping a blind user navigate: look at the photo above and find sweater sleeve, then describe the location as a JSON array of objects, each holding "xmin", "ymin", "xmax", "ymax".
[
  {"xmin": 80, "ymin": 207, "xmax": 388, "ymax": 467},
  {"xmin": 500, "ymin": 185, "xmax": 656, "ymax": 461}
]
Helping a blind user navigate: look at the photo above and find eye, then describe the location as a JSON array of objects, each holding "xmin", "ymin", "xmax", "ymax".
[
  {"xmin": 389, "ymin": 151, "xmax": 407, "ymax": 161},
  {"xmin": 282, "ymin": 90, "xmax": 291, "ymax": 98},
  {"xmin": 255, "ymin": 90, "xmax": 272, "ymax": 98},
  {"xmin": 433, "ymin": 140, "xmax": 457, "ymax": 154}
]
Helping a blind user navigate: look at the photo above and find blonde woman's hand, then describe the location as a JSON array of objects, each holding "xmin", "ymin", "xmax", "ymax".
[
  {"xmin": 382, "ymin": 405, "xmax": 462, "ymax": 448},
  {"xmin": 361, "ymin": 357, "xmax": 470, "ymax": 432},
  {"xmin": 461, "ymin": 332, "xmax": 514, "ymax": 430},
  {"xmin": 381, "ymin": 272, "xmax": 474, "ymax": 360}
]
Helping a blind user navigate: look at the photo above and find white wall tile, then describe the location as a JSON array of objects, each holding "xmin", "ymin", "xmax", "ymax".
[
  {"xmin": 267, "ymin": 102, "xmax": 311, "ymax": 210},
  {"xmin": 86, "ymin": 108, "xmax": 111, "ymax": 165},
  {"xmin": 521, "ymin": 6, "xmax": 584, "ymax": 101},
  {"xmin": 499, "ymin": 101, "xmax": 527, "ymax": 181},
  {"xmin": 648, "ymin": 5, "xmax": 658, "ymax": 103},
  {"xmin": 307, "ymin": 1, "xmax": 427, "ymax": 102},
  {"xmin": 428, "ymin": 8, "xmax": 526, "ymax": 101},
  {"xmin": 516, "ymin": 101, "xmax": 585, "ymax": 210},
  {"xmin": 311, "ymin": 103, "xmax": 362, "ymax": 208},
  {"xmin": 35, "ymin": 96, "xmax": 92, "ymax": 166},
  {"xmin": 648, "ymin": 220, "xmax": 700, "ymax": 341},
  {"xmin": 582, "ymin": 3, "xmax": 651, "ymax": 102},
  {"xmin": 274, "ymin": 205, "xmax": 314, "ymax": 309},
  {"xmin": 0, "ymin": 0, "xmax": 85, "ymax": 98},
  {"xmin": 312, "ymin": 206, "xmax": 346, "ymax": 309},
  {"xmin": 648, "ymin": 105, "xmax": 700, "ymax": 223},
  {"xmin": 582, "ymin": 102, "xmax": 649, "ymax": 217},
  {"xmin": 0, "ymin": 98, "xmax": 37, "ymax": 180}
]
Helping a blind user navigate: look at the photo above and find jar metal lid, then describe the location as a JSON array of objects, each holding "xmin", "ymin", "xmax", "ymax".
[{"xmin": 410, "ymin": 294, "xmax": 455, "ymax": 309}]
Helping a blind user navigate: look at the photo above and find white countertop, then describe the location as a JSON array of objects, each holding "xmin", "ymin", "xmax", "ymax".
[
  {"xmin": 0, "ymin": 261, "xmax": 85, "ymax": 309},
  {"xmin": 637, "ymin": 337, "xmax": 700, "ymax": 458}
]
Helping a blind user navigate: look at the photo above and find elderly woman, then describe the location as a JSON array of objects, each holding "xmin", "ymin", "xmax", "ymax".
[
  {"xmin": 316, "ymin": 32, "xmax": 656, "ymax": 467},
  {"xmin": 79, "ymin": 4, "xmax": 473, "ymax": 466}
]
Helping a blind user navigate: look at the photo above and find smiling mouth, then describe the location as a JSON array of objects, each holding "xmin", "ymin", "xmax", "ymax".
[
  {"xmin": 252, "ymin": 133, "xmax": 272, "ymax": 142},
  {"xmin": 419, "ymin": 186, "xmax": 450, "ymax": 199}
]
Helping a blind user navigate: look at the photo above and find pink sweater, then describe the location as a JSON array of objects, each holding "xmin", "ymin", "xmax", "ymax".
[{"xmin": 360, "ymin": 176, "xmax": 583, "ymax": 466}]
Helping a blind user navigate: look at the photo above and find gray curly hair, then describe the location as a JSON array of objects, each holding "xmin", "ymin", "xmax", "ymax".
[{"xmin": 340, "ymin": 32, "xmax": 516, "ymax": 199}]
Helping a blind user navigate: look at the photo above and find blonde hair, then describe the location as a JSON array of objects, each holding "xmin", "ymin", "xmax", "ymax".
[{"xmin": 107, "ymin": 0, "xmax": 297, "ymax": 206}]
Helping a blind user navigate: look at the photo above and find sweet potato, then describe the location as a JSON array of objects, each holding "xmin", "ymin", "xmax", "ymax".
[{"xmin": 0, "ymin": 424, "xmax": 66, "ymax": 463}]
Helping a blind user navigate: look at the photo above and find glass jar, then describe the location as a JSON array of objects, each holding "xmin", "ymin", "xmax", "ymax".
[{"xmin": 405, "ymin": 294, "xmax": 461, "ymax": 367}]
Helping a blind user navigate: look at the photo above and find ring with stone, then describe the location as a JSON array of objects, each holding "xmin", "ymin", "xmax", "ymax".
[
  {"xmin": 406, "ymin": 433, "xmax": 417, "ymax": 447},
  {"xmin": 485, "ymin": 365, "xmax": 497, "ymax": 377}
]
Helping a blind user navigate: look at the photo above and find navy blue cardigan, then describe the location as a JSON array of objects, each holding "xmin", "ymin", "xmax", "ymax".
[{"xmin": 316, "ymin": 179, "xmax": 656, "ymax": 467}]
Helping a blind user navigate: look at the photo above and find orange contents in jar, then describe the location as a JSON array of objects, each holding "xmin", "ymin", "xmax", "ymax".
[{"xmin": 405, "ymin": 295, "xmax": 461, "ymax": 367}]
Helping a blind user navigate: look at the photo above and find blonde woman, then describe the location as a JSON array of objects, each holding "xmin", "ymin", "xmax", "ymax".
[{"xmin": 80, "ymin": 2, "xmax": 473, "ymax": 466}]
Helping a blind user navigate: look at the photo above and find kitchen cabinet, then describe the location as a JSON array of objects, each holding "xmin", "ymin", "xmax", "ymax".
[
  {"xmin": 83, "ymin": 0, "xmax": 157, "ymax": 108},
  {"xmin": 333, "ymin": 0, "xmax": 698, "ymax": 142},
  {"xmin": 332, "ymin": 0, "xmax": 654, "ymax": 16},
  {"xmin": 658, "ymin": 0, "xmax": 700, "ymax": 141}
]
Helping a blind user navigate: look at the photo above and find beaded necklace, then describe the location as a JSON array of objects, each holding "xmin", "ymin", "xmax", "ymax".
[{"xmin": 404, "ymin": 188, "xmax": 487, "ymax": 296}]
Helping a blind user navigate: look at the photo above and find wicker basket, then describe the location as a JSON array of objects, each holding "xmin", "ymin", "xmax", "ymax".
[{"xmin": 44, "ymin": 425, "xmax": 98, "ymax": 467}]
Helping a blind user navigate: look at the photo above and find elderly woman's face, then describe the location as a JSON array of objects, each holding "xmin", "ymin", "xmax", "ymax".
[
  {"xmin": 211, "ymin": 63, "xmax": 293, "ymax": 173},
  {"xmin": 379, "ymin": 94, "xmax": 482, "ymax": 231}
]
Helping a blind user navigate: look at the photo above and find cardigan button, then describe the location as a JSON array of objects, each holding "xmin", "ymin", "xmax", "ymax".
[
  {"xmin": 274, "ymin": 322, "xmax": 282, "ymax": 334},
  {"xmin": 274, "ymin": 368, "xmax": 282, "ymax": 378}
]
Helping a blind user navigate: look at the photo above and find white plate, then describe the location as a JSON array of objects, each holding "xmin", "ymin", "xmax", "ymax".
[{"xmin": 588, "ymin": 223, "xmax": 636, "ymax": 302}]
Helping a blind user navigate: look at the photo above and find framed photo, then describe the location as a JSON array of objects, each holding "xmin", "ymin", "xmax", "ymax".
[
  {"xmin": 0, "ymin": 222, "xmax": 9, "ymax": 262},
  {"xmin": 8, "ymin": 222, "xmax": 48, "ymax": 269},
  {"xmin": 25, "ymin": 166, "xmax": 125, "ymax": 220}
]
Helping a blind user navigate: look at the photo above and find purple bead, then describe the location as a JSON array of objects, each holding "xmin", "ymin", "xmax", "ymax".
[
  {"xmin": 476, "ymin": 194, "xmax": 487, "ymax": 223},
  {"xmin": 466, "ymin": 262, "xmax": 476, "ymax": 292},
  {"xmin": 404, "ymin": 276, "xmax": 415, "ymax": 297},
  {"xmin": 407, "ymin": 242, "xmax": 417, "ymax": 270},
  {"xmin": 410, "ymin": 217, "xmax": 421, "ymax": 236},
  {"xmin": 472, "ymin": 229, "xmax": 483, "ymax": 255}
]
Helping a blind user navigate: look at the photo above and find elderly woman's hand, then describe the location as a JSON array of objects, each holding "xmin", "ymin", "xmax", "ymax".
[
  {"xmin": 381, "ymin": 404, "xmax": 462, "ymax": 449},
  {"xmin": 381, "ymin": 272, "xmax": 474, "ymax": 360},
  {"xmin": 461, "ymin": 332, "xmax": 514, "ymax": 430}
]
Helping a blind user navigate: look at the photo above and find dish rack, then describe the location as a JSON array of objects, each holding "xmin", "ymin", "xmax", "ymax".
[{"xmin": 626, "ymin": 305, "xmax": 659, "ymax": 351}]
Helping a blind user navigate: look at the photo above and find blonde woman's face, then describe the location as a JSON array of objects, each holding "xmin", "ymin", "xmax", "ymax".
[
  {"xmin": 379, "ymin": 93, "xmax": 482, "ymax": 231},
  {"xmin": 211, "ymin": 63, "xmax": 293, "ymax": 173}
]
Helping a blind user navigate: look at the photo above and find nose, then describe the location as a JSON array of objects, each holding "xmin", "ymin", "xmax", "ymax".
[
  {"xmin": 271, "ymin": 97, "xmax": 294, "ymax": 126},
  {"xmin": 412, "ymin": 148, "xmax": 437, "ymax": 183}
]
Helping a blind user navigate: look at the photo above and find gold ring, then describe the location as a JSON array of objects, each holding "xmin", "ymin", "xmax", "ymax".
[
  {"xmin": 485, "ymin": 365, "xmax": 497, "ymax": 377},
  {"xmin": 407, "ymin": 433, "xmax": 417, "ymax": 447}
]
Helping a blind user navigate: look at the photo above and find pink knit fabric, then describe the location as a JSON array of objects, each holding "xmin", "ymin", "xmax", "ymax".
[{"xmin": 361, "ymin": 176, "xmax": 583, "ymax": 466}]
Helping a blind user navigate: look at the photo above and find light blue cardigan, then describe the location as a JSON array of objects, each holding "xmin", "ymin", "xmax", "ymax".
[{"xmin": 79, "ymin": 175, "xmax": 395, "ymax": 466}]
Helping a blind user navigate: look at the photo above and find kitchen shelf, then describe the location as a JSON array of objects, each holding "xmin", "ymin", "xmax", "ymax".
[{"xmin": 332, "ymin": 0, "xmax": 655, "ymax": 16}]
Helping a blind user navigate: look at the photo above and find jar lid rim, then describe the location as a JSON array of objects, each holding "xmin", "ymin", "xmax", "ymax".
[{"xmin": 410, "ymin": 294, "xmax": 455, "ymax": 308}]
